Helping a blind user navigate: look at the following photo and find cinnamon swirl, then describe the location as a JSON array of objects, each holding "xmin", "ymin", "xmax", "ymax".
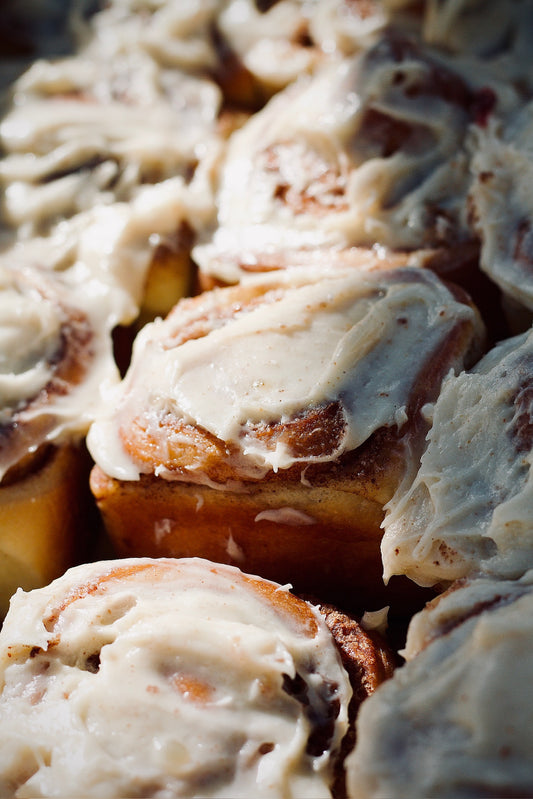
[
  {"xmin": 0, "ymin": 556, "xmax": 395, "ymax": 798},
  {"xmin": 0, "ymin": 260, "xmax": 119, "ymax": 613},
  {"xmin": 193, "ymin": 26, "xmax": 516, "ymax": 290},
  {"xmin": 88, "ymin": 263, "xmax": 485, "ymax": 609}
]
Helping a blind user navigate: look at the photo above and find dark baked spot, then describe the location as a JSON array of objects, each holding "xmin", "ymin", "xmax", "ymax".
[
  {"xmin": 246, "ymin": 401, "xmax": 347, "ymax": 460},
  {"xmin": 282, "ymin": 671, "xmax": 340, "ymax": 758},
  {"xmin": 471, "ymin": 86, "xmax": 497, "ymax": 127},
  {"xmin": 254, "ymin": 0, "xmax": 282, "ymax": 12},
  {"xmin": 83, "ymin": 652, "xmax": 101, "ymax": 673}
]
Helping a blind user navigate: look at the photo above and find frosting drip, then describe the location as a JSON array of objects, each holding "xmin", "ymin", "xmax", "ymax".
[{"xmin": 0, "ymin": 261, "xmax": 120, "ymax": 482}]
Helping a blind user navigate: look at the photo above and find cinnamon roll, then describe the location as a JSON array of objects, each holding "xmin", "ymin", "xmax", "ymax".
[
  {"xmin": 345, "ymin": 570, "xmax": 533, "ymax": 798},
  {"xmin": 0, "ymin": 37, "xmax": 222, "ymax": 322},
  {"xmin": 0, "ymin": 556, "xmax": 395, "ymax": 798},
  {"xmin": 382, "ymin": 326, "xmax": 533, "ymax": 589},
  {"xmin": 88, "ymin": 263, "xmax": 485, "ymax": 610},
  {"xmin": 0, "ymin": 46, "xmax": 222, "ymax": 237},
  {"xmin": 0, "ymin": 260, "xmax": 119, "ymax": 613},
  {"xmin": 87, "ymin": 0, "xmax": 389, "ymax": 110},
  {"xmin": 193, "ymin": 27, "xmax": 515, "ymax": 289}
]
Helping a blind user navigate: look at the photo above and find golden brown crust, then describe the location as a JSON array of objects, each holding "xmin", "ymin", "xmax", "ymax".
[
  {"xmin": 120, "ymin": 402, "xmax": 352, "ymax": 484},
  {"xmin": 0, "ymin": 445, "xmax": 96, "ymax": 617},
  {"xmin": 136, "ymin": 221, "xmax": 197, "ymax": 329},
  {"xmin": 90, "ymin": 459, "xmax": 432, "ymax": 612},
  {"xmin": 316, "ymin": 602, "xmax": 397, "ymax": 798}
]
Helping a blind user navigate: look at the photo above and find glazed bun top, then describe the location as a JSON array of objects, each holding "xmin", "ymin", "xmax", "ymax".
[
  {"xmin": 193, "ymin": 25, "xmax": 517, "ymax": 285},
  {"xmin": 0, "ymin": 42, "xmax": 222, "ymax": 240},
  {"xmin": 87, "ymin": 264, "xmax": 484, "ymax": 485},
  {"xmin": 0, "ymin": 556, "xmax": 352, "ymax": 798},
  {"xmin": 0, "ymin": 260, "xmax": 119, "ymax": 483},
  {"xmin": 382, "ymin": 326, "xmax": 533, "ymax": 588},
  {"xmin": 345, "ymin": 570, "xmax": 533, "ymax": 798}
]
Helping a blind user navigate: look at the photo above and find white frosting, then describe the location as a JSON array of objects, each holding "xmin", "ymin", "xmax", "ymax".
[
  {"xmin": 86, "ymin": 0, "xmax": 221, "ymax": 71},
  {"xmin": 193, "ymin": 31, "xmax": 514, "ymax": 283},
  {"xmin": 0, "ymin": 50, "xmax": 222, "ymax": 239},
  {"xmin": 255, "ymin": 508, "xmax": 317, "ymax": 526},
  {"xmin": 346, "ymin": 571, "xmax": 533, "ymax": 798},
  {"xmin": 218, "ymin": 0, "xmax": 388, "ymax": 90},
  {"xmin": 0, "ymin": 274, "xmax": 62, "ymax": 411},
  {"xmin": 0, "ymin": 172, "xmax": 217, "ymax": 326},
  {"xmin": 0, "ymin": 557, "xmax": 352, "ymax": 798},
  {"xmin": 87, "ymin": 265, "xmax": 481, "ymax": 483},
  {"xmin": 382, "ymin": 328, "xmax": 533, "ymax": 587},
  {"xmin": 469, "ymin": 101, "xmax": 533, "ymax": 312},
  {"xmin": 0, "ymin": 260, "xmax": 120, "ymax": 481},
  {"xmin": 85, "ymin": 0, "xmax": 388, "ymax": 91}
]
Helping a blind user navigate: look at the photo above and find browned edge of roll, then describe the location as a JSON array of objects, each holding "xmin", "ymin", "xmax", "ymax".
[{"xmin": 0, "ymin": 444, "xmax": 97, "ymax": 619}]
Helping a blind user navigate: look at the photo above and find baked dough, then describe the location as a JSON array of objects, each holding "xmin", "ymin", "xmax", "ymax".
[
  {"xmin": 0, "ymin": 259, "xmax": 118, "ymax": 612},
  {"xmin": 88, "ymin": 263, "xmax": 484, "ymax": 609},
  {"xmin": 0, "ymin": 445, "xmax": 93, "ymax": 618},
  {"xmin": 0, "ymin": 556, "xmax": 394, "ymax": 798}
]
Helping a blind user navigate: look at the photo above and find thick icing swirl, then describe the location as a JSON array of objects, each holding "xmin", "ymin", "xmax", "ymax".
[
  {"xmin": 87, "ymin": 264, "xmax": 483, "ymax": 484},
  {"xmin": 0, "ymin": 50, "xmax": 222, "ymax": 239},
  {"xmin": 194, "ymin": 27, "xmax": 515, "ymax": 284},
  {"xmin": 0, "ymin": 556, "xmax": 352, "ymax": 798},
  {"xmin": 382, "ymin": 328, "xmax": 533, "ymax": 587}
]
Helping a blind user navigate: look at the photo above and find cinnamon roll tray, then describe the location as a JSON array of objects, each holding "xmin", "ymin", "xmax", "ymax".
[{"xmin": 1, "ymin": 1, "xmax": 533, "ymax": 797}]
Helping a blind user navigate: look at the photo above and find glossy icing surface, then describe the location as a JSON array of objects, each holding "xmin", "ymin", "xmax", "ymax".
[
  {"xmin": 0, "ymin": 557, "xmax": 351, "ymax": 798},
  {"xmin": 0, "ymin": 260, "xmax": 120, "ymax": 481},
  {"xmin": 87, "ymin": 264, "xmax": 481, "ymax": 483},
  {"xmin": 346, "ymin": 571, "xmax": 533, "ymax": 798},
  {"xmin": 382, "ymin": 328, "xmax": 533, "ymax": 586}
]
